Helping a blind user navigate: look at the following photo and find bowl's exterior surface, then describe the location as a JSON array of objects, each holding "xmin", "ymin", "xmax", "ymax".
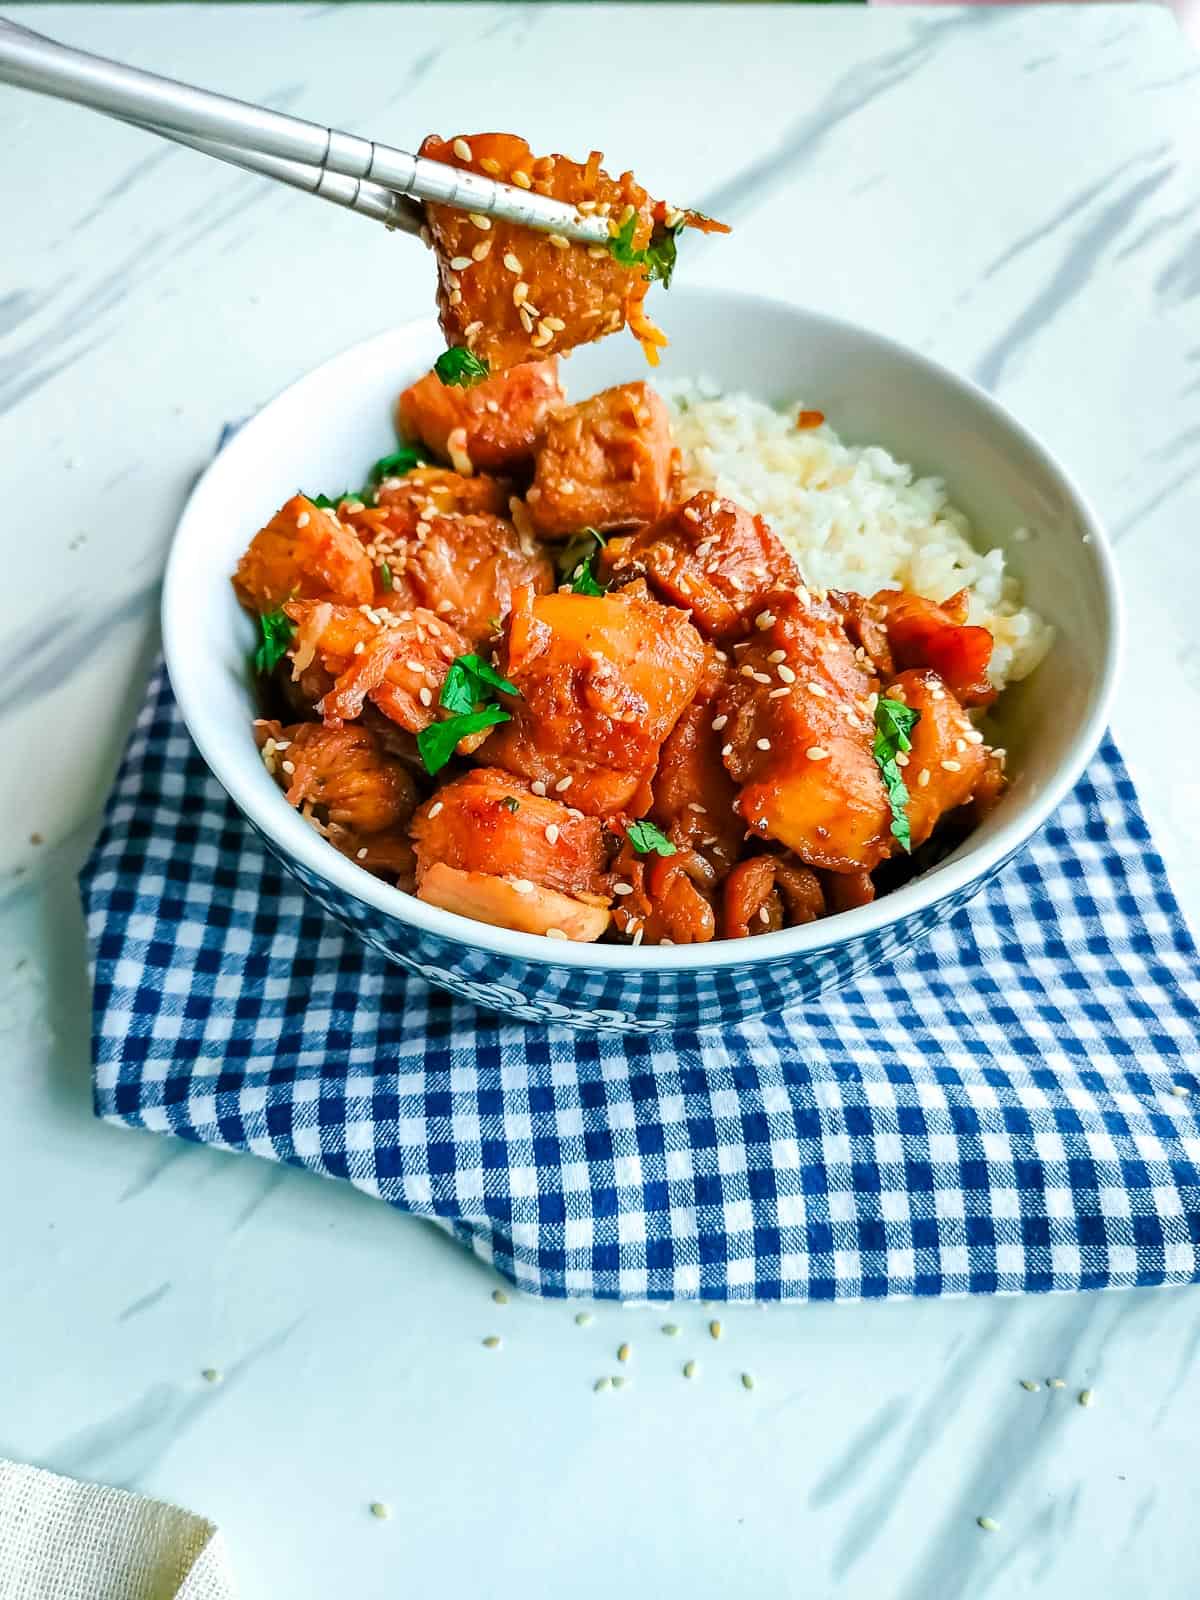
[{"xmin": 251, "ymin": 813, "xmax": 1001, "ymax": 1031}]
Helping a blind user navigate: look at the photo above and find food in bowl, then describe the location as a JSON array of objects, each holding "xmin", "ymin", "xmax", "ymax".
[
  {"xmin": 231, "ymin": 356, "xmax": 1051, "ymax": 949},
  {"xmin": 419, "ymin": 131, "xmax": 728, "ymax": 378}
]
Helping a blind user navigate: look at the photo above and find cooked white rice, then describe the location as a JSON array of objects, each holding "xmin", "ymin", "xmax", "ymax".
[{"xmin": 665, "ymin": 382, "xmax": 1052, "ymax": 692}]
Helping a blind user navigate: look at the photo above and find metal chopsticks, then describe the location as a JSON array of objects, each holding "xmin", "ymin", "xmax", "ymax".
[{"xmin": 0, "ymin": 16, "xmax": 613, "ymax": 245}]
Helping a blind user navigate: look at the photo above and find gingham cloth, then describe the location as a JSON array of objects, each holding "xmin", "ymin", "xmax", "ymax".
[{"xmin": 81, "ymin": 661, "xmax": 1200, "ymax": 1301}]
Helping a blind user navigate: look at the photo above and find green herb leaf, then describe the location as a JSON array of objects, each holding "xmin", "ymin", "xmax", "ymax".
[
  {"xmin": 305, "ymin": 493, "xmax": 346, "ymax": 510},
  {"xmin": 501, "ymin": 795, "xmax": 520, "ymax": 814},
  {"xmin": 561, "ymin": 527, "xmax": 607, "ymax": 596},
  {"xmin": 370, "ymin": 445, "xmax": 429, "ymax": 484},
  {"xmin": 440, "ymin": 653, "xmax": 519, "ymax": 716},
  {"xmin": 435, "ymin": 348, "xmax": 489, "ymax": 388},
  {"xmin": 378, "ymin": 560, "xmax": 393, "ymax": 591},
  {"xmin": 417, "ymin": 704, "xmax": 510, "ymax": 775},
  {"xmin": 873, "ymin": 696, "xmax": 922, "ymax": 853},
  {"xmin": 253, "ymin": 608, "xmax": 295, "ymax": 676},
  {"xmin": 626, "ymin": 819, "xmax": 677, "ymax": 857},
  {"xmin": 605, "ymin": 216, "xmax": 683, "ymax": 288}
]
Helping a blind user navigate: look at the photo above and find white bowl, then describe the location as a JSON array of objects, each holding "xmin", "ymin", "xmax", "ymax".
[{"xmin": 162, "ymin": 288, "xmax": 1120, "ymax": 1032}]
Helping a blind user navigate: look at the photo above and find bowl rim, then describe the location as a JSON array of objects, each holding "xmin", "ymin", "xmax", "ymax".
[{"xmin": 162, "ymin": 285, "xmax": 1123, "ymax": 974}]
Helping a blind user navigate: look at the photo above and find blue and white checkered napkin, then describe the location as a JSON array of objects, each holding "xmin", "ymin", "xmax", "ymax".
[{"xmin": 82, "ymin": 660, "xmax": 1200, "ymax": 1301}]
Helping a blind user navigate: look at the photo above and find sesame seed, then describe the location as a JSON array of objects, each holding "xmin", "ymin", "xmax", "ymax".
[
  {"xmin": 419, "ymin": 687, "xmax": 432, "ymax": 706},
  {"xmin": 594, "ymin": 1376, "xmax": 612, "ymax": 1393},
  {"xmin": 281, "ymin": 759, "xmax": 296, "ymax": 775},
  {"xmin": 548, "ymin": 233, "xmax": 569, "ymax": 250},
  {"xmin": 631, "ymin": 927, "xmax": 644, "ymax": 947},
  {"xmin": 587, "ymin": 244, "xmax": 609, "ymax": 259},
  {"xmin": 683, "ymin": 1360, "xmax": 699, "ymax": 1380},
  {"xmin": 531, "ymin": 329, "xmax": 553, "ymax": 348},
  {"xmin": 895, "ymin": 752, "xmax": 909, "ymax": 768},
  {"xmin": 355, "ymin": 847, "xmax": 368, "ymax": 861},
  {"xmin": 806, "ymin": 746, "xmax": 828, "ymax": 761},
  {"xmin": 977, "ymin": 1516, "xmax": 999, "ymax": 1534},
  {"xmin": 296, "ymin": 511, "xmax": 310, "ymax": 528},
  {"xmin": 452, "ymin": 137, "xmax": 472, "ymax": 161},
  {"xmin": 661, "ymin": 1323, "xmax": 680, "ymax": 1337},
  {"xmin": 755, "ymin": 611, "xmax": 776, "ymax": 630},
  {"xmin": 741, "ymin": 1372, "xmax": 756, "ymax": 1391},
  {"xmin": 806, "ymin": 682, "xmax": 828, "ymax": 698},
  {"xmin": 917, "ymin": 769, "xmax": 930, "ymax": 787},
  {"xmin": 503, "ymin": 252, "xmax": 522, "ymax": 273},
  {"xmin": 613, "ymin": 883, "xmax": 634, "ymax": 896},
  {"xmin": 711, "ymin": 714, "xmax": 728, "ymax": 731},
  {"xmin": 941, "ymin": 759, "xmax": 963, "ymax": 772},
  {"xmin": 469, "ymin": 212, "xmax": 491, "ymax": 231},
  {"xmin": 480, "ymin": 156, "xmax": 501, "ymax": 176},
  {"xmin": 683, "ymin": 506, "xmax": 701, "ymax": 524},
  {"xmin": 708, "ymin": 1319, "xmax": 723, "ymax": 1340},
  {"xmin": 353, "ymin": 641, "xmax": 365, "ymax": 657},
  {"xmin": 471, "ymin": 240, "xmax": 491, "ymax": 261},
  {"xmin": 510, "ymin": 879, "xmax": 535, "ymax": 895},
  {"xmin": 492, "ymin": 1289, "xmax": 509, "ymax": 1304},
  {"xmin": 758, "ymin": 906, "xmax": 770, "ymax": 925},
  {"xmin": 751, "ymin": 671, "xmax": 770, "ymax": 685},
  {"xmin": 575, "ymin": 1311, "xmax": 594, "ymax": 1327},
  {"xmin": 767, "ymin": 649, "xmax": 786, "ymax": 664},
  {"xmin": 426, "ymin": 801, "xmax": 445, "ymax": 822},
  {"xmin": 955, "ymin": 738, "xmax": 968, "ymax": 753},
  {"xmin": 1078, "ymin": 1388, "xmax": 1096, "ymax": 1408},
  {"xmin": 370, "ymin": 1501, "xmax": 392, "ymax": 1521},
  {"xmin": 1020, "ymin": 1379, "xmax": 1041, "ymax": 1392},
  {"xmin": 544, "ymin": 317, "xmax": 566, "ymax": 331},
  {"xmin": 405, "ymin": 659, "xmax": 424, "ymax": 673},
  {"xmin": 531, "ymin": 781, "xmax": 547, "ymax": 797},
  {"xmin": 777, "ymin": 664, "xmax": 796, "ymax": 684},
  {"xmin": 449, "ymin": 256, "xmax": 472, "ymax": 271},
  {"xmin": 965, "ymin": 729, "xmax": 984, "ymax": 744},
  {"xmin": 545, "ymin": 824, "xmax": 560, "ymax": 845},
  {"xmin": 512, "ymin": 169, "xmax": 532, "ymax": 189},
  {"xmin": 555, "ymin": 775, "xmax": 573, "ymax": 792},
  {"xmin": 545, "ymin": 928, "xmax": 568, "ymax": 940},
  {"xmin": 756, "ymin": 738, "xmax": 771, "ymax": 751},
  {"xmin": 1048, "ymin": 1378, "xmax": 1066, "ymax": 1389},
  {"xmin": 687, "ymin": 802, "xmax": 707, "ymax": 814},
  {"xmin": 482, "ymin": 1335, "xmax": 501, "ymax": 1350},
  {"xmin": 519, "ymin": 308, "xmax": 534, "ymax": 334},
  {"xmin": 1171, "ymin": 1083, "xmax": 1191, "ymax": 1098},
  {"xmin": 617, "ymin": 1343, "xmax": 631, "ymax": 1363},
  {"xmin": 769, "ymin": 687, "xmax": 789, "ymax": 699},
  {"xmin": 201, "ymin": 1367, "xmax": 222, "ymax": 1384},
  {"xmin": 721, "ymin": 743, "xmax": 733, "ymax": 758}
]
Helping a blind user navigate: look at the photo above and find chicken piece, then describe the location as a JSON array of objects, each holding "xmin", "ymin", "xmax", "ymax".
[
  {"xmin": 419, "ymin": 133, "xmax": 726, "ymax": 371},
  {"xmin": 649, "ymin": 647, "xmax": 742, "ymax": 874},
  {"xmin": 602, "ymin": 492, "xmax": 799, "ymax": 640},
  {"xmin": 526, "ymin": 382, "xmax": 673, "ymax": 539},
  {"xmin": 411, "ymin": 768, "xmax": 611, "ymax": 942},
  {"xmin": 883, "ymin": 669, "xmax": 999, "ymax": 850},
  {"xmin": 255, "ymin": 719, "xmax": 417, "ymax": 833},
  {"xmin": 487, "ymin": 583, "xmax": 707, "ymax": 817},
  {"xmin": 282, "ymin": 600, "xmax": 473, "ymax": 738},
  {"xmin": 395, "ymin": 359, "xmax": 564, "ymax": 473},
  {"xmin": 873, "ymin": 588, "xmax": 996, "ymax": 707},
  {"xmin": 608, "ymin": 838, "xmax": 717, "ymax": 946},
  {"xmin": 329, "ymin": 825, "xmax": 416, "ymax": 890},
  {"xmin": 718, "ymin": 590, "xmax": 893, "ymax": 872},
  {"xmin": 819, "ymin": 869, "xmax": 876, "ymax": 915},
  {"xmin": 722, "ymin": 855, "xmax": 825, "ymax": 939},
  {"xmin": 827, "ymin": 589, "xmax": 894, "ymax": 680},
  {"xmin": 233, "ymin": 494, "xmax": 374, "ymax": 614},
  {"xmin": 374, "ymin": 467, "xmax": 511, "ymax": 520}
]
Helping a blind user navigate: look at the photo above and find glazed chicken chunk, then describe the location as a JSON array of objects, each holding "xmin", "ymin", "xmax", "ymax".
[
  {"xmin": 234, "ymin": 495, "xmax": 374, "ymax": 614},
  {"xmin": 396, "ymin": 358, "xmax": 564, "ymax": 474},
  {"xmin": 602, "ymin": 491, "xmax": 799, "ymax": 640},
  {"xmin": 718, "ymin": 590, "xmax": 893, "ymax": 873},
  {"xmin": 648, "ymin": 646, "xmax": 743, "ymax": 874},
  {"xmin": 411, "ymin": 768, "xmax": 611, "ymax": 941},
  {"xmin": 881, "ymin": 668, "xmax": 1000, "ymax": 850},
  {"xmin": 525, "ymin": 382, "xmax": 674, "ymax": 539},
  {"xmin": 487, "ymin": 582, "xmax": 707, "ymax": 817},
  {"xmin": 873, "ymin": 588, "xmax": 996, "ymax": 706}
]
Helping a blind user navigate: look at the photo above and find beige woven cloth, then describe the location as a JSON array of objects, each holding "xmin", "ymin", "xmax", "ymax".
[{"xmin": 0, "ymin": 1461, "xmax": 236, "ymax": 1599}]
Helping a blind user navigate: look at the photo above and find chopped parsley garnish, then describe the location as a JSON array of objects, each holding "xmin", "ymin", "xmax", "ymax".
[
  {"xmin": 501, "ymin": 795, "xmax": 520, "ymax": 814},
  {"xmin": 626, "ymin": 819, "xmax": 676, "ymax": 857},
  {"xmin": 435, "ymin": 348, "xmax": 489, "ymax": 388},
  {"xmin": 418, "ymin": 652, "xmax": 519, "ymax": 775},
  {"xmin": 305, "ymin": 493, "xmax": 345, "ymax": 510},
  {"xmin": 378, "ymin": 560, "xmax": 393, "ymax": 591},
  {"xmin": 417, "ymin": 705, "xmax": 510, "ymax": 776},
  {"xmin": 873, "ymin": 697, "xmax": 922, "ymax": 854},
  {"xmin": 606, "ymin": 215, "xmax": 684, "ymax": 289},
  {"xmin": 370, "ymin": 445, "xmax": 429, "ymax": 484},
  {"xmin": 569, "ymin": 528, "xmax": 611, "ymax": 598},
  {"xmin": 439, "ymin": 653, "xmax": 519, "ymax": 717},
  {"xmin": 253, "ymin": 608, "xmax": 295, "ymax": 676}
]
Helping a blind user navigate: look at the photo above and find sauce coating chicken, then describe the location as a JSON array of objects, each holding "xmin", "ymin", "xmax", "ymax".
[
  {"xmin": 525, "ymin": 382, "xmax": 674, "ymax": 538},
  {"xmin": 232, "ymin": 360, "xmax": 1011, "ymax": 946},
  {"xmin": 487, "ymin": 583, "xmax": 707, "ymax": 817},
  {"xmin": 396, "ymin": 359, "xmax": 564, "ymax": 474}
]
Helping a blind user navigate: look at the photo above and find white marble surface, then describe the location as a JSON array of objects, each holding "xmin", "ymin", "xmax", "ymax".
[{"xmin": 2, "ymin": 5, "xmax": 1199, "ymax": 1595}]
